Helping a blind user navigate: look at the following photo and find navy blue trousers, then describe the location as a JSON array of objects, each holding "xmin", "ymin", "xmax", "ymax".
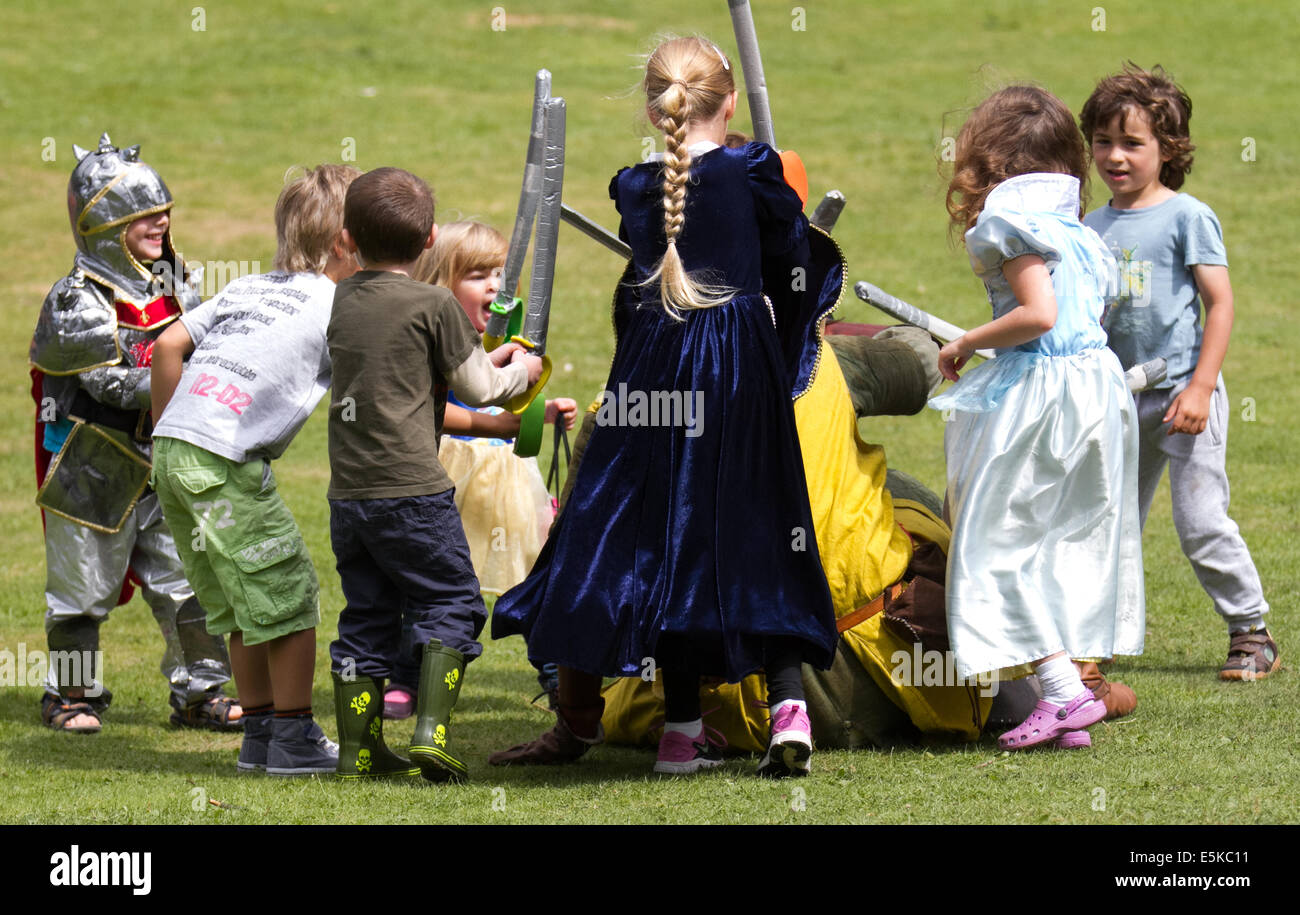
[{"xmin": 328, "ymin": 490, "xmax": 485, "ymax": 682}]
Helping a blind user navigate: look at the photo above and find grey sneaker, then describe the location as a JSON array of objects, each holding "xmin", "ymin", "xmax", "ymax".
[
  {"xmin": 236, "ymin": 714, "xmax": 273, "ymax": 772},
  {"xmin": 266, "ymin": 716, "xmax": 339, "ymax": 776}
]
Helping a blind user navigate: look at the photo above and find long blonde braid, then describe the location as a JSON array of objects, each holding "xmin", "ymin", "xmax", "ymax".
[{"xmin": 643, "ymin": 37, "xmax": 736, "ymax": 320}]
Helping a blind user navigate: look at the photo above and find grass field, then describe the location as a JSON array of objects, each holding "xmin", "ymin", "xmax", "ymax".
[{"xmin": 0, "ymin": 0, "xmax": 1296, "ymax": 824}]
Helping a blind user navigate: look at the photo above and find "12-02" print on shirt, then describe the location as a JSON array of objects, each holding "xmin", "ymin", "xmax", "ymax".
[{"xmin": 187, "ymin": 372, "xmax": 253, "ymax": 415}]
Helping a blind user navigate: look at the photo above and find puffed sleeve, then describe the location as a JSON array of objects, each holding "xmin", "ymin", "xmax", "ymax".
[
  {"xmin": 746, "ymin": 142, "xmax": 807, "ymax": 257},
  {"xmin": 964, "ymin": 209, "xmax": 1062, "ymax": 281},
  {"xmin": 608, "ymin": 169, "xmax": 629, "ymax": 213}
]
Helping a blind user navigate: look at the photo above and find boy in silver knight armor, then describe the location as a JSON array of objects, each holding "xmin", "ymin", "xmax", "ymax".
[{"xmin": 30, "ymin": 134, "xmax": 240, "ymax": 732}]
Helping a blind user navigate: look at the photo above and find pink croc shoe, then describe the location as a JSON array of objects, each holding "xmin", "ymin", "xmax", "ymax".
[
  {"xmin": 998, "ymin": 691, "xmax": 1105, "ymax": 751},
  {"xmin": 382, "ymin": 685, "xmax": 416, "ymax": 720}
]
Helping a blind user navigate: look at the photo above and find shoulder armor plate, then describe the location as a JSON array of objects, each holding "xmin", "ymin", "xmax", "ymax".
[{"xmin": 30, "ymin": 273, "xmax": 122, "ymax": 376}]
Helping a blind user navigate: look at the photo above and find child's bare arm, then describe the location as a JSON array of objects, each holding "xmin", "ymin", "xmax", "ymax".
[
  {"xmin": 443, "ymin": 402, "xmax": 521, "ymax": 437},
  {"xmin": 1163, "ymin": 265, "xmax": 1233, "ymax": 436},
  {"xmin": 150, "ymin": 320, "xmax": 196, "ymax": 421},
  {"xmin": 939, "ymin": 255, "xmax": 1057, "ymax": 381}
]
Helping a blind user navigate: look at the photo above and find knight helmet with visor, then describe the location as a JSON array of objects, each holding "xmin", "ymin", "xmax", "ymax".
[{"xmin": 67, "ymin": 133, "xmax": 187, "ymax": 305}]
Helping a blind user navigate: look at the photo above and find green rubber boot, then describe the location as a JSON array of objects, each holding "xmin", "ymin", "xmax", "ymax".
[
  {"xmin": 332, "ymin": 672, "xmax": 421, "ymax": 780},
  {"xmin": 408, "ymin": 640, "xmax": 469, "ymax": 783}
]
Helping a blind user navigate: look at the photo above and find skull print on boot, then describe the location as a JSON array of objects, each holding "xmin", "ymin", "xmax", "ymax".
[
  {"xmin": 331, "ymin": 672, "xmax": 421, "ymax": 780},
  {"xmin": 408, "ymin": 640, "xmax": 468, "ymax": 783}
]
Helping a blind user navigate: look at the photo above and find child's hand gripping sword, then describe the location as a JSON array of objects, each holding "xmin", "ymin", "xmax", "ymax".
[{"xmin": 854, "ymin": 280, "xmax": 1167, "ymax": 393}]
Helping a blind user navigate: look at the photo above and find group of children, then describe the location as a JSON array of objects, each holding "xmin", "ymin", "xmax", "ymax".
[{"xmin": 30, "ymin": 37, "xmax": 1277, "ymax": 780}]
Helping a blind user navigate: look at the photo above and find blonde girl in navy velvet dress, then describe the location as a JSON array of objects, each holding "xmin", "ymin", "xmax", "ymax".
[{"xmin": 492, "ymin": 37, "xmax": 840, "ymax": 777}]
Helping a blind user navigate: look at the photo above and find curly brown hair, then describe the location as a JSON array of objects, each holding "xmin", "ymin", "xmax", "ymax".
[
  {"xmin": 946, "ymin": 86, "xmax": 1090, "ymax": 234},
  {"xmin": 1079, "ymin": 63, "xmax": 1194, "ymax": 191}
]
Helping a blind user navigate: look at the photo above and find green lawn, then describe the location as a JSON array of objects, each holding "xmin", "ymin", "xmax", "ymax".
[{"xmin": 0, "ymin": 0, "xmax": 1295, "ymax": 824}]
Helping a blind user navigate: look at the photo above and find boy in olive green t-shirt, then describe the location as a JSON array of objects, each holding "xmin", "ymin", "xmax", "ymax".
[{"xmin": 326, "ymin": 167, "xmax": 542, "ymax": 783}]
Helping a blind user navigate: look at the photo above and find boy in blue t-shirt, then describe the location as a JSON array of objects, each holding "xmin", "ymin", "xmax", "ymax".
[{"xmin": 1081, "ymin": 64, "xmax": 1278, "ymax": 680}]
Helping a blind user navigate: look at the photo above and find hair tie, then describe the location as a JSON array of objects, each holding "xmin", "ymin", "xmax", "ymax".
[{"xmin": 672, "ymin": 78, "xmax": 689, "ymax": 90}]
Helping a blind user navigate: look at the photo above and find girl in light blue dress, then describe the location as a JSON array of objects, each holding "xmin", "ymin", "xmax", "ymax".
[{"xmin": 931, "ymin": 86, "xmax": 1144, "ymax": 750}]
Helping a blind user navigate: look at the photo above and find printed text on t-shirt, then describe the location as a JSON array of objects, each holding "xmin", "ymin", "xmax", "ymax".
[{"xmin": 186, "ymin": 372, "xmax": 253, "ymax": 415}]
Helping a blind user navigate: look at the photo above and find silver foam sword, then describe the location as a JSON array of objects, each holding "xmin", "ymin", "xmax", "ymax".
[
  {"xmin": 728, "ymin": 0, "xmax": 776, "ymax": 149},
  {"xmin": 505, "ymin": 95, "xmax": 565, "ymax": 416},
  {"xmin": 485, "ymin": 69, "xmax": 550, "ymax": 351},
  {"xmin": 810, "ymin": 190, "xmax": 846, "ymax": 232},
  {"xmin": 854, "ymin": 280, "xmax": 1166, "ymax": 392},
  {"xmin": 560, "ymin": 203, "xmax": 631, "ymax": 260}
]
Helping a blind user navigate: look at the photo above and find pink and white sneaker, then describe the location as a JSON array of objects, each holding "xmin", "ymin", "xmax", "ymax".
[
  {"xmin": 757, "ymin": 701, "xmax": 812, "ymax": 778},
  {"xmin": 653, "ymin": 727, "xmax": 723, "ymax": 775}
]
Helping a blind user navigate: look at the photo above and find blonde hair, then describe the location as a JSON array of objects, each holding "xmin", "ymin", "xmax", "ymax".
[
  {"xmin": 413, "ymin": 220, "xmax": 508, "ymax": 287},
  {"xmin": 643, "ymin": 36, "xmax": 736, "ymax": 319},
  {"xmin": 272, "ymin": 164, "xmax": 361, "ymax": 273}
]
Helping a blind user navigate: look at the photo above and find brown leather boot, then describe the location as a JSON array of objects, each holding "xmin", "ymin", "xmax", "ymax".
[
  {"xmin": 488, "ymin": 701, "xmax": 605, "ymax": 766},
  {"xmin": 1074, "ymin": 661, "xmax": 1136, "ymax": 720}
]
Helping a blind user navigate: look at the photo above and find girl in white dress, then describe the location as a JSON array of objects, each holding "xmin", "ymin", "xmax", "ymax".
[{"xmin": 930, "ymin": 86, "xmax": 1144, "ymax": 750}]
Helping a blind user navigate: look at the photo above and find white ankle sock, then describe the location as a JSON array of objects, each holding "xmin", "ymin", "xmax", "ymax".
[
  {"xmin": 771, "ymin": 699, "xmax": 807, "ymax": 716},
  {"xmin": 664, "ymin": 718, "xmax": 702, "ymax": 737},
  {"xmin": 1036, "ymin": 656, "xmax": 1086, "ymax": 705}
]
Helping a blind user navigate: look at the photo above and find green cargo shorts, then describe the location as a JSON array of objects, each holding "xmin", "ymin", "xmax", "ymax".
[{"xmin": 152, "ymin": 437, "xmax": 320, "ymax": 645}]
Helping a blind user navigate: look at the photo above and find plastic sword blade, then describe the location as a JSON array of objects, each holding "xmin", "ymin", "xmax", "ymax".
[
  {"xmin": 727, "ymin": 0, "xmax": 776, "ymax": 149},
  {"xmin": 809, "ymin": 190, "xmax": 846, "ymax": 232},
  {"xmin": 519, "ymin": 96, "xmax": 566, "ymax": 356},
  {"xmin": 486, "ymin": 69, "xmax": 551, "ymax": 346},
  {"xmin": 560, "ymin": 203, "xmax": 631, "ymax": 260},
  {"xmin": 855, "ymin": 280, "xmax": 1168, "ymax": 391},
  {"xmin": 854, "ymin": 280, "xmax": 996, "ymax": 359}
]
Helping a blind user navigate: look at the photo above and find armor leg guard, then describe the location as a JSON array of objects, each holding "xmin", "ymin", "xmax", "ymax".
[
  {"xmin": 45, "ymin": 617, "xmax": 109, "ymax": 708},
  {"xmin": 130, "ymin": 493, "xmax": 233, "ymax": 710},
  {"xmin": 43, "ymin": 512, "xmax": 132, "ymax": 626}
]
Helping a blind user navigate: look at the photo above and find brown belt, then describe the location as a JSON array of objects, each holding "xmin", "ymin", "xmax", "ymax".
[{"xmin": 836, "ymin": 581, "xmax": 907, "ymax": 634}]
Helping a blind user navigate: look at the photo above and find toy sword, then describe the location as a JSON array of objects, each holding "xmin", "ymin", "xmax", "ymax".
[
  {"xmin": 809, "ymin": 190, "xmax": 846, "ymax": 232},
  {"xmin": 854, "ymin": 280, "xmax": 1167, "ymax": 392},
  {"xmin": 727, "ymin": 0, "xmax": 775, "ymax": 148},
  {"xmin": 485, "ymin": 69, "xmax": 550, "ymax": 353},
  {"xmin": 560, "ymin": 203, "xmax": 631, "ymax": 260},
  {"xmin": 855, "ymin": 280, "xmax": 996, "ymax": 360},
  {"xmin": 726, "ymin": 0, "xmax": 807, "ymax": 203},
  {"xmin": 504, "ymin": 95, "xmax": 564, "ymax": 436}
]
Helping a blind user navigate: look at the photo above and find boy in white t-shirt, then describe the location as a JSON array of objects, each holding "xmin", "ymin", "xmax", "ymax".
[{"xmin": 150, "ymin": 165, "xmax": 361, "ymax": 774}]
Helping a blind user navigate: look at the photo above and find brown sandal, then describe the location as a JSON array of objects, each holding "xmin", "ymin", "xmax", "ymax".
[
  {"xmin": 170, "ymin": 695, "xmax": 244, "ymax": 731},
  {"xmin": 41, "ymin": 693, "xmax": 102, "ymax": 734},
  {"xmin": 1220, "ymin": 630, "xmax": 1281, "ymax": 681}
]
